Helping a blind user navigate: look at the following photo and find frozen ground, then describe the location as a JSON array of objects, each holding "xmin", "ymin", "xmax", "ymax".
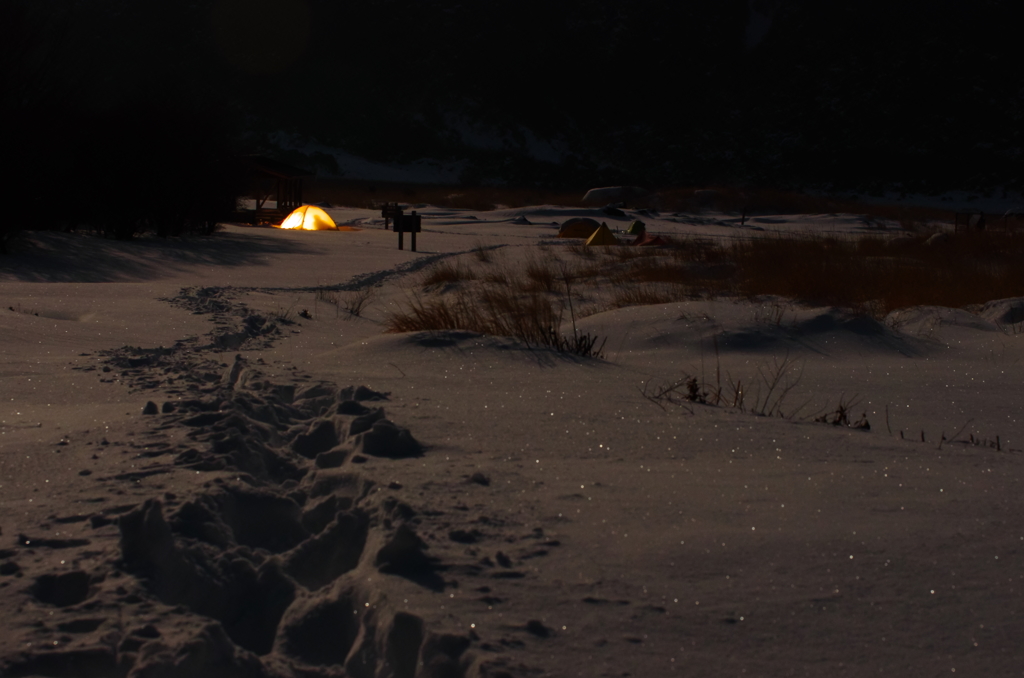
[{"xmin": 1, "ymin": 204, "xmax": 1023, "ymax": 677}]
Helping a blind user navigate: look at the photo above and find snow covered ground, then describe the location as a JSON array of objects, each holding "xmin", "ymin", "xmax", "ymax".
[{"xmin": 2, "ymin": 204, "xmax": 1023, "ymax": 677}]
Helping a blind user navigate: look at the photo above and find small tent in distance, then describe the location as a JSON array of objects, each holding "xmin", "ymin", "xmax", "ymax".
[
  {"xmin": 279, "ymin": 205, "xmax": 337, "ymax": 231},
  {"xmin": 558, "ymin": 217, "xmax": 601, "ymax": 238},
  {"xmin": 632, "ymin": 232, "xmax": 669, "ymax": 247},
  {"xmin": 585, "ymin": 223, "xmax": 619, "ymax": 246}
]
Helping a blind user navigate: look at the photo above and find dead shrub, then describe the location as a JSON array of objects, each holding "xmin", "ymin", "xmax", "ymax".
[
  {"xmin": 341, "ymin": 288, "xmax": 374, "ymax": 317},
  {"xmin": 422, "ymin": 259, "xmax": 477, "ymax": 288},
  {"xmin": 668, "ymin": 237, "xmax": 725, "ymax": 263},
  {"xmin": 608, "ymin": 246, "xmax": 648, "ymax": 263},
  {"xmin": 315, "ymin": 287, "xmax": 375, "ymax": 318},
  {"xmin": 473, "ymin": 242, "xmax": 495, "ymax": 263},
  {"xmin": 388, "ymin": 255, "xmax": 607, "ymax": 358},
  {"xmin": 387, "ymin": 292, "xmax": 477, "ymax": 333},
  {"xmin": 387, "ymin": 287, "xmax": 603, "ymax": 357},
  {"xmin": 567, "ymin": 242, "xmax": 596, "ymax": 258},
  {"xmin": 616, "ymin": 257, "xmax": 688, "ymax": 284},
  {"xmin": 483, "ymin": 266, "xmax": 516, "ymax": 286},
  {"xmin": 854, "ymin": 237, "xmax": 890, "ymax": 257},
  {"xmin": 611, "ymin": 285, "xmax": 686, "ymax": 308},
  {"xmin": 643, "ymin": 348, "xmax": 811, "ymax": 419},
  {"xmin": 523, "ymin": 254, "xmax": 559, "ymax": 292},
  {"xmin": 728, "ymin": 230, "xmax": 1024, "ymax": 316},
  {"xmin": 402, "ymin": 228, "xmax": 1024, "ymax": 351}
]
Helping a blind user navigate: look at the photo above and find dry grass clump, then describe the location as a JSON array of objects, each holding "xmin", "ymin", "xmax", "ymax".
[
  {"xmin": 566, "ymin": 242, "xmax": 596, "ymax": 258},
  {"xmin": 472, "ymin": 241, "xmax": 495, "ymax": 263},
  {"xmin": 653, "ymin": 186, "xmax": 959, "ymax": 227},
  {"xmin": 606, "ymin": 246, "xmax": 648, "ymax": 263},
  {"xmin": 388, "ymin": 252, "xmax": 606, "ymax": 356},
  {"xmin": 642, "ymin": 350, "xmax": 811, "ymax": 419},
  {"xmin": 482, "ymin": 265, "xmax": 516, "ymax": 286},
  {"xmin": 611, "ymin": 285, "xmax": 689, "ymax": 309},
  {"xmin": 389, "ymin": 228, "xmax": 1024, "ymax": 354},
  {"xmin": 585, "ymin": 241, "xmax": 732, "ymax": 298},
  {"xmin": 316, "ymin": 287, "xmax": 375, "ymax": 319},
  {"xmin": 729, "ymin": 231, "xmax": 1024, "ymax": 316},
  {"xmin": 387, "ymin": 287, "xmax": 603, "ymax": 356},
  {"xmin": 668, "ymin": 237, "xmax": 726, "ymax": 263},
  {"xmin": 611, "ymin": 257, "xmax": 686, "ymax": 284},
  {"xmin": 590, "ymin": 229, "xmax": 1024, "ymax": 317},
  {"xmin": 523, "ymin": 254, "xmax": 559, "ymax": 292},
  {"xmin": 421, "ymin": 260, "xmax": 477, "ymax": 287}
]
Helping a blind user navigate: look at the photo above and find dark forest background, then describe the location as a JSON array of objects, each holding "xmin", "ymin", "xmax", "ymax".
[{"xmin": 4, "ymin": 0, "xmax": 1021, "ymax": 213}]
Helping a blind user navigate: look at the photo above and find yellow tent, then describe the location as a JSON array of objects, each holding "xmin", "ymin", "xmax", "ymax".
[
  {"xmin": 279, "ymin": 204, "xmax": 337, "ymax": 231},
  {"xmin": 585, "ymin": 223, "xmax": 619, "ymax": 246},
  {"xmin": 557, "ymin": 217, "xmax": 601, "ymax": 238}
]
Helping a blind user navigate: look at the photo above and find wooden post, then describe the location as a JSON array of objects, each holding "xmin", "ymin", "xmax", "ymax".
[
  {"xmin": 410, "ymin": 210, "xmax": 419, "ymax": 252},
  {"xmin": 394, "ymin": 211, "xmax": 421, "ymax": 250},
  {"xmin": 382, "ymin": 203, "xmax": 403, "ymax": 231}
]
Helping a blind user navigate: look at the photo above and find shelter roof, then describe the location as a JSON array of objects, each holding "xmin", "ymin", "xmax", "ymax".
[{"xmin": 248, "ymin": 156, "xmax": 313, "ymax": 179}]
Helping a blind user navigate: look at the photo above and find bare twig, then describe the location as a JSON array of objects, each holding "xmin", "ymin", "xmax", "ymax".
[
  {"xmin": 753, "ymin": 352, "xmax": 804, "ymax": 417},
  {"xmin": 947, "ymin": 418, "xmax": 974, "ymax": 444},
  {"xmin": 639, "ymin": 379, "xmax": 693, "ymax": 414}
]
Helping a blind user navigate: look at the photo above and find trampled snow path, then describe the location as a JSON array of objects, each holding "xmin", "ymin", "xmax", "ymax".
[{"xmin": 2, "ymin": 284, "xmax": 539, "ymax": 677}]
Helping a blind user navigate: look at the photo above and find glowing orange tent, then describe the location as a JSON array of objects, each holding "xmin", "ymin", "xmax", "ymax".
[{"xmin": 278, "ymin": 205, "xmax": 337, "ymax": 231}]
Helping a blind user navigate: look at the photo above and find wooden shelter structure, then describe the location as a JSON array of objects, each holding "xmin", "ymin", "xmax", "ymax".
[
  {"xmin": 239, "ymin": 156, "xmax": 313, "ymax": 226},
  {"xmin": 953, "ymin": 210, "xmax": 986, "ymax": 233}
]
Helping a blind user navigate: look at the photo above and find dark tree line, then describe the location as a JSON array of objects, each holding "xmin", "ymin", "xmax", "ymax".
[{"xmin": 2, "ymin": 3, "xmax": 245, "ymax": 250}]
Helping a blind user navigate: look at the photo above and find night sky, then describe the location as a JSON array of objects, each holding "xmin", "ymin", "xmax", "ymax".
[{"xmin": 5, "ymin": 0, "xmax": 1021, "ymax": 190}]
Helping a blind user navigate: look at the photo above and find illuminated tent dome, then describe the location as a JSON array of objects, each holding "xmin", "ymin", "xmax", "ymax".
[{"xmin": 279, "ymin": 204, "xmax": 337, "ymax": 231}]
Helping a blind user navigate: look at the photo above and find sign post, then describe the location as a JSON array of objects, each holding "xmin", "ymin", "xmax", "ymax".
[
  {"xmin": 381, "ymin": 203, "xmax": 403, "ymax": 231},
  {"xmin": 394, "ymin": 211, "xmax": 422, "ymax": 251}
]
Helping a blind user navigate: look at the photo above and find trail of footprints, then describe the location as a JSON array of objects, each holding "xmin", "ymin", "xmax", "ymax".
[{"xmin": 1, "ymin": 287, "xmax": 556, "ymax": 678}]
